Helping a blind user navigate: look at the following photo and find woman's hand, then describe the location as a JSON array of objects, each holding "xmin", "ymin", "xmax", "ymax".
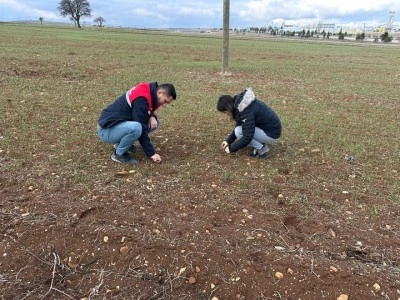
[
  {"xmin": 151, "ymin": 153, "xmax": 161, "ymax": 163},
  {"xmin": 221, "ymin": 141, "xmax": 230, "ymax": 153}
]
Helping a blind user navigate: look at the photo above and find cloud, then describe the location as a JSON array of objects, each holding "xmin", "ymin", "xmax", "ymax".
[
  {"xmin": 0, "ymin": 0, "xmax": 28, "ymax": 12},
  {"xmin": 237, "ymin": 0, "xmax": 399, "ymax": 27},
  {"xmin": 32, "ymin": 9, "xmax": 60, "ymax": 20},
  {"xmin": 0, "ymin": 0, "xmax": 399, "ymax": 28},
  {"xmin": 0, "ymin": 0, "xmax": 63, "ymax": 21}
]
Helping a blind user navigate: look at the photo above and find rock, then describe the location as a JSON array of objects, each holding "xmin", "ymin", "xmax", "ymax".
[
  {"xmin": 178, "ymin": 267, "xmax": 186, "ymax": 276},
  {"xmin": 373, "ymin": 283, "xmax": 381, "ymax": 292},
  {"xmin": 188, "ymin": 276, "xmax": 196, "ymax": 284},
  {"xmin": 328, "ymin": 228, "xmax": 337, "ymax": 237},
  {"xmin": 337, "ymin": 294, "xmax": 348, "ymax": 300},
  {"xmin": 119, "ymin": 246, "xmax": 129, "ymax": 254},
  {"xmin": 275, "ymin": 272, "xmax": 283, "ymax": 279}
]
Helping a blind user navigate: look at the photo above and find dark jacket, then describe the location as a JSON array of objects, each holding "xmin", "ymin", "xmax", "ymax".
[
  {"xmin": 98, "ymin": 82, "xmax": 159, "ymax": 157},
  {"xmin": 226, "ymin": 88, "xmax": 282, "ymax": 153}
]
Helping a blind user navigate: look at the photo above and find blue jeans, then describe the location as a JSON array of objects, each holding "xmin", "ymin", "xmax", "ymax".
[
  {"xmin": 98, "ymin": 121, "xmax": 160, "ymax": 155},
  {"xmin": 98, "ymin": 122, "xmax": 142, "ymax": 155},
  {"xmin": 234, "ymin": 126, "xmax": 277, "ymax": 152}
]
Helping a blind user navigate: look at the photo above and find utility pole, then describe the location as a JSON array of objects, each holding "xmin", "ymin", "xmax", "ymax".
[{"xmin": 222, "ymin": 0, "xmax": 230, "ymax": 75}]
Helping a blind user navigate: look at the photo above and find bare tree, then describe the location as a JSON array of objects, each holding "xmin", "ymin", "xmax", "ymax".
[
  {"xmin": 58, "ymin": 0, "xmax": 91, "ymax": 28},
  {"xmin": 94, "ymin": 16, "xmax": 105, "ymax": 27},
  {"xmin": 69, "ymin": 16, "xmax": 77, "ymax": 26}
]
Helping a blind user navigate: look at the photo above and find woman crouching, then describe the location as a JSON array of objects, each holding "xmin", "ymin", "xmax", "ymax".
[{"xmin": 217, "ymin": 88, "xmax": 282, "ymax": 158}]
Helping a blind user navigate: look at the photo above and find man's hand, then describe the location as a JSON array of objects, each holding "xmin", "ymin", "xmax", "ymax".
[
  {"xmin": 151, "ymin": 153, "xmax": 161, "ymax": 163},
  {"xmin": 148, "ymin": 115, "xmax": 158, "ymax": 130},
  {"xmin": 221, "ymin": 141, "xmax": 228, "ymax": 150},
  {"xmin": 224, "ymin": 146, "xmax": 230, "ymax": 154}
]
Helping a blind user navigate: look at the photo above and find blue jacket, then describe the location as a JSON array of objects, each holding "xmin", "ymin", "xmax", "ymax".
[
  {"xmin": 98, "ymin": 82, "xmax": 159, "ymax": 157},
  {"xmin": 226, "ymin": 88, "xmax": 282, "ymax": 152}
]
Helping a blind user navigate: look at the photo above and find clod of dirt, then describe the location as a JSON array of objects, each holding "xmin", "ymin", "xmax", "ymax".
[
  {"xmin": 275, "ymin": 272, "xmax": 284, "ymax": 279},
  {"xmin": 337, "ymin": 295, "xmax": 348, "ymax": 300}
]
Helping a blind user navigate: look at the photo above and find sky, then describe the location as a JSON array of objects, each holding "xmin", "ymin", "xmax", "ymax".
[{"xmin": 0, "ymin": 0, "xmax": 399, "ymax": 30}]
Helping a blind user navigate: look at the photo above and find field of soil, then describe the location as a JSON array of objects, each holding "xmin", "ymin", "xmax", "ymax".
[{"xmin": 0, "ymin": 24, "xmax": 399, "ymax": 300}]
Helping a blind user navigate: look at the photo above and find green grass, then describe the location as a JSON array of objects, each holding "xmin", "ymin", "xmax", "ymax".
[{"xmin": 0, "ymin": 23, "xmax": 399, "ymax": 206}]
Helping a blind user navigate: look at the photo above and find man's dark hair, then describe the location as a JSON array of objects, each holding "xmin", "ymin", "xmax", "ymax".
[
  {"xmin": 217, "ymin": 95, "xmax": 234, "ymax": 114},
  {"xmin": 158, "ymin": 83, "xmax": 177, "ymax": 100}
]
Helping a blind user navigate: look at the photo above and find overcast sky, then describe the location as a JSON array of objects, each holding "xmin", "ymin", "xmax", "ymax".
[{"xmin": 0, "ymin": 0, "xmax": 399, "ymax": 29}]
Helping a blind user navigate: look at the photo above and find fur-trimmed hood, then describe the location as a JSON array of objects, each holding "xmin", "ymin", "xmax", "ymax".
[{"xmin": 235, "ymin": 88, "xmax": 256, "ymax": 112}]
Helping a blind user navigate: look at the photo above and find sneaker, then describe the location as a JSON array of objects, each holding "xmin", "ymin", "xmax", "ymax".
[
  {"xmin": 257, "ymin": 145, "xmax": 269, "ymax": 156},
  {"xmin": 249, "ymin": 147, "xmax": 270, "ymax": 159},
  {"xmin": 111, "ymin": 150, "xmax": 139, "ymax": 165},
  {"xmin": 255, "ymin": 151, "xmax": 270, "ymax": 159}
]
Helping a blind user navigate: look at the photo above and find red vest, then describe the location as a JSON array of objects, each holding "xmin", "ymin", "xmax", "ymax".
[{"xmin": 126, "ymin": 83, "xmax": 157, "ymax": 114}]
